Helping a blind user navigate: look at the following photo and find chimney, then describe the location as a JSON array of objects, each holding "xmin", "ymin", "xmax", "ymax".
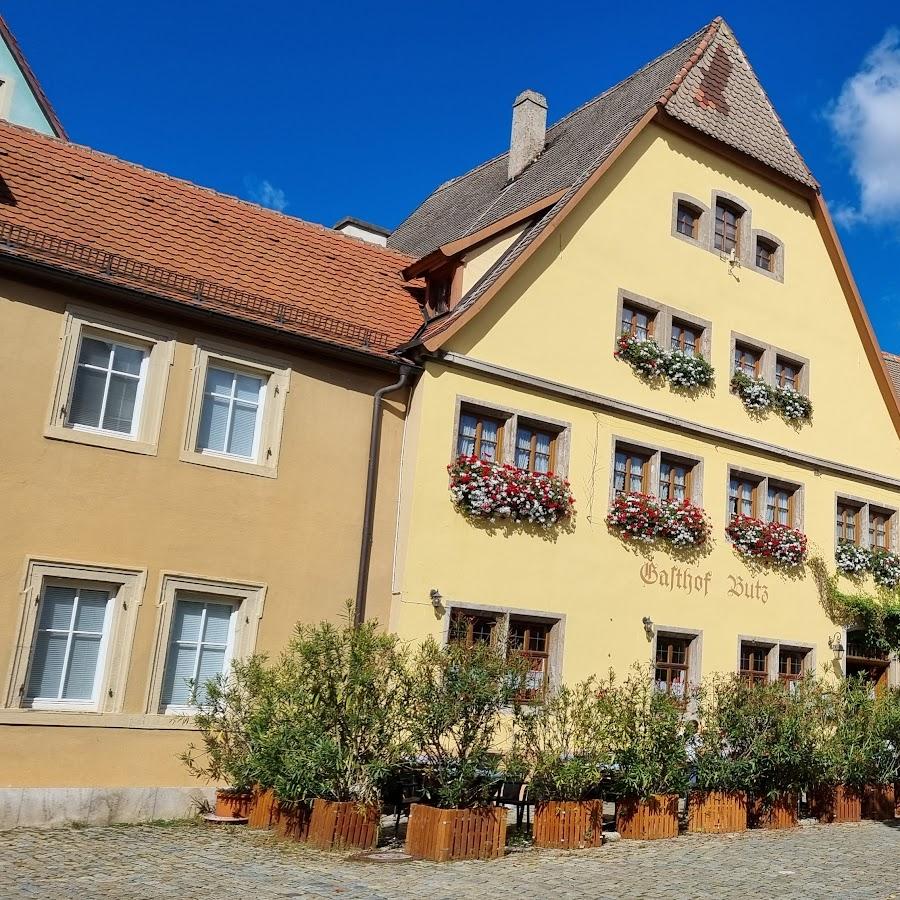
[
  {"xmin": 507, "ymin": 90, "xmax": 547, "ymax": 181},
  {"xmin": 333, "ymin": 216, "xmax": 390, "ymax": 247}
]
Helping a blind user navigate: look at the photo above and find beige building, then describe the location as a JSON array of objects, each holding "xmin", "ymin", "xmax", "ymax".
[{"xmin": 0, "ymin": 121, "xmax": 420, "ymax": 824}]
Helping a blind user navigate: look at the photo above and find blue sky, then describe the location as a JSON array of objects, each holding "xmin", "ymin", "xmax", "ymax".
[{"xmin": 7, "ymin": 1, "xmax": 900, "ymax": 350}]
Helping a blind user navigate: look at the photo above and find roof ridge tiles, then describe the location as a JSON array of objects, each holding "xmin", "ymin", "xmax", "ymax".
[{"xmin": 0, "ymin": 119, "xmax": 414, "ymax": 265}]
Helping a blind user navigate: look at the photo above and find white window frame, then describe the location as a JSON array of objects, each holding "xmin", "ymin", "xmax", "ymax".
[
  {"xmin": 180, "ymin": 341, "xmax": 290, "ymax": 478},
  {"xmin": 145, "ymin": 574, "xmax": 266, "ymax": 716},
  {"xmin": 4, "ymin": 559, "xmax": 146, "ymax": 713},
  {"xmin": 159, "ymin": 596, "xmax": 239, "ymax": 716},
  {"xmin": 66, "ymin": 332, "xmax": 150, "ymax": 440},
  {"xmin": 23, "ymin": 578, "xmax": 116, "ymax": 711},
  {"xmin": 45, "ymin": 306, "xmax": 175, "ymax": 456},
  {"xmin": 195, "ymin": 365, "xmax": 267, "ymax": 462}
]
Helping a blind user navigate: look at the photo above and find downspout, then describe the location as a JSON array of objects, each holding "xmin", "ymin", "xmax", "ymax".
[{"xmin": 354, "ymin": 364, "xmax": 414, "ymax": 625}]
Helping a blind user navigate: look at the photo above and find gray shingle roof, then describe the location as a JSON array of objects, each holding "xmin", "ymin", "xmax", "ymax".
[
  {"xmin": 389, "ymin": 18, "xmax": 815, "ymax": 260},
  {"xmin": 884, "ymin": 353, "xmax": 900, "ymax": 398}
]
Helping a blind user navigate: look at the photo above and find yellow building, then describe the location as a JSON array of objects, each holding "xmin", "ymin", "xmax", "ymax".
[
  {"xmin": 386, "ymin": 19, "xmax": 900, "ymax": 699},
  {"xmin": 0, "ymin": 123, "xmax": 419, "ymax": 823}
]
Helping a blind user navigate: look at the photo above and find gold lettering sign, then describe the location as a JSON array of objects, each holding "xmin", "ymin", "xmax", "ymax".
[{"xmin": 638, "ymin": 561, "xmax": 769, "ymax": 602}]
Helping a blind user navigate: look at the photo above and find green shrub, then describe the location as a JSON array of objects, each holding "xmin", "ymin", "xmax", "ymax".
[
  {"xmin": 509, "ymin": 677, "xmax": 614, "ymax": 802},
  {"xmin": 406, "ymin": 634, "xmax": 527, "ymax": 808}
]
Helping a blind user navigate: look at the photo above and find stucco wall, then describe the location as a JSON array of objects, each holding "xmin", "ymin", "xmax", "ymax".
[
  {"xmin": 0, "ymin": 275, "xmax": 406, "ymax": 789},
  {"xmin": 391, "ymin": 123, "xmax": 900, "ymax": 687},
  {"xmin": 0, "ymin": 37, "xmax": 56, "ymax": 134}
]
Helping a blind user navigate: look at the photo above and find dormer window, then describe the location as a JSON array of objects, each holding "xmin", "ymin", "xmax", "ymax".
[
  {"xmin": 714, "ymin": 200, "xmax": 742, "ymax": 254},
  {"xmin": 425, "ymin": 271, "xmax": 452, "ymax": 318}
]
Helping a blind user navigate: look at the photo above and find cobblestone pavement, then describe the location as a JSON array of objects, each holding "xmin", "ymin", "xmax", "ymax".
[{"xmin": 2, "ymin": 820, "xmax": 900, "ymax": 899}]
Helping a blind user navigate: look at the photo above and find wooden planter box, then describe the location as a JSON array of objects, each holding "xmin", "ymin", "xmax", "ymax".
[
  {"xmin": 615, "ymin": 795, "xmax": 679, "ymax": 840},
  {"xmin": 863, "ymin": 784, "xmax": 896, "ymax": 821},
  {"xmin": 215, "ymin": 789, "xmax": 253, "ymax": 819},
  {"xmin": 306, "ymin": 799, "xmax": 379, "ymax": 851},
  {"xmin": 533, "ymin": 800, "xmax": 603, "ymax": 850},
  {"xmin": 748, "ymin": 793, "xmax": 798, "ymax": 830},
  {"xmin": 247, "ymin": 789, "xmax": 278, "ymax": 829},
  {"xmin": 687, "ymin": 791, "xmax": 747, "ymax": 834},
  {"xmin": 405, "ymin": 803, "xmax": 507, "ymax": 862},
  {"xmin": 273, "ymin": 801, "xmax": 311, "ymax": 841},
  {"xmin": 811, "ymin": 785, "xmax": 862, "ymax": 824}
]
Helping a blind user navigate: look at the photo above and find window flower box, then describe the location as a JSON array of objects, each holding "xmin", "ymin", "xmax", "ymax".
[
  {"xmin": 448, "ymin": 456, "xmax": 575, "ymax": 526},
  {"xmin": 833, "ymin": 542, "xmax": 900, "ymax": 588},
  {"xmin": 730, "ymin": 372, "xmax": 812, "ymax": 421},
  {"xmin": 605, "ymin": 492, "xmax": 711, "ymax": 548},
  {"xmin": 615, "ymin": 334, "xmax": 714, "ymax": 390},
  {"xmin": 725, "ymin": 515, "xmax": 808, "ymax": 568}
]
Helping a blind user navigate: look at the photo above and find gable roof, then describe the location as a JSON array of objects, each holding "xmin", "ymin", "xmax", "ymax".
[
  {"xmin": 389, "ymin": 18, "xmax": 814, "ymax": 259},
  {"xmin": 0, "ymin": 120, "xmax": 422, "ymax": 361},
  {"xmin": 0, "ymin": 15, "xmax": 67, "ymax": 139}
]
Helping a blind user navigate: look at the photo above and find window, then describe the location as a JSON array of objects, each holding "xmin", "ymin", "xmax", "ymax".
[
  {"xmin": 765, "ymin": 483, "xmax": 796, "ymax": 526},
  {"xmin": 46, "ymin": 307, "xmax": 174, "ymax": 455},
  {"xmin": 659, "ymin": 456, "xmax": 691, "ymax": 502},
  {"xmin": 160, "ymin": 596, "xmax": 237, "ymax": 712},
  {"xmin": 756, "ymin": 238, "xmax": 776, "ymax": 272},
  {"xmin": 515, "ymin": 425, "xmax": 555, "ymax": 474},
  {"xmin": 147, "ymin": 575, "xmax": 265, "ymax": 716},
  {"xmin": 778, "ymin": 648, "xmax": 808, "ymax": 686},
  {"xmin": 448, "ymin": 607, "xmax": 561, "ymax": 702},
  {"xmin": 181, "ymin": 342, "xmax": 290, "ymax": 478},
  {"xmin": 655, "ymin": 636, "xmax": 690, "ymax": 697},
  {"xmin": 714, "ymin": 201, "xmax": 742, "ymax": 254},
  {"xmin": 621, "ymin": 302, "xmax": 655, "ymax": 340},
  {"xmin": 739, "ymin": 643, "xmax": 770, "ymax": 684},
  {"xmin": 729, "ymin": 474, "xmax": 759, "ymax": 518},
  {"xmin": 67, "ymin": 335, "xmax": 148, "ymax": 436},
  {"xmin": 457, "ymin": 410, "xmax": 503, "ymax": 462},
  {"xmin": 836, "ymin": 501, "xmax": 860, "ymax": 544},
  {"xmin": 775, "ymin": 357, "xmax": 799, "ymax": 390},
  {"xmin": 24, "ymin": 582, "xmax": 112, "ymax": 708},
  {"xmin": 671, "ymin": 320, "xmax": 700, "ymax": 355},
  {"xmin": 5, "ymin": 559, "xmax": 145, "ymax": 714},
  {"xmin": 733, "ymin": 343, "xmax": 762, "ymax": 378},
  {"xmin": 870, "ymin": 508, "xmax": 892, "ymax": 551},
  {"xmin": 614, "ymin": 448, "xmax": 649, "ymax": 495},
  {"xmin": 508, "ymin": 620, "xmax": 551, "ymax": 701},
  {"xmin": 676, "ymin": 202, "xmax": 700, "ymax": 239},
  {"xmin": 196, "ymin": 367, "xmax": 265, "ymax": 459},
  {"xmin": 835, "ymin": 498, "xmax": 895, "ymax": 551}
]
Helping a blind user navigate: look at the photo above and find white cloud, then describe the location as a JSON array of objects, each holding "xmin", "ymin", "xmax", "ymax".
[
  {"xmin": 828, "ymin": 29, "xmax": 900, "ymax": 227},
  {"xmin": 245, "ymin": 177, "xmax": 288, "ymax": 212}
]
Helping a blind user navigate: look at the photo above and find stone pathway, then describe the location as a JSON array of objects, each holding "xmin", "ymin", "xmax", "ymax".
[{"xmin": 1, "ymin": 820, "xmax": 899, "ymax": 899}]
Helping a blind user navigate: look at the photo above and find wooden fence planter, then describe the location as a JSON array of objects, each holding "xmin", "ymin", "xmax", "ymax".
[
  {"xmin": 273, "ymin": 801, "xmax": 312, "ymax": 842},
  {"xmin": 863, "ymin": 784, "xmax": 896, "ymax": 821},
  {"xmin": 306, "ymin": 799, "xmax": 380, "ymax": 851},
  {"xmin": 405, "ymin": 803, "xmax": 507, "ymax": 862},
  {"xmin": 533, "ymin": 800, "xmax": 604, "ymax": 850},
  {"xmin": 214, "ymin": 789, "xmax": 253, "ymax": 819},
  {"xmin": 748, "ymin": 793, "xmax": 798, "ymax": 830},
  {"xmin": 810, "ymin": 785, "xmax": 862, "ymax": 824},
  {"xmin": 247, "ymin": 789, "xmax": 278, "ymax": 829},
  {"xmin": 687, "ymin": 791, "xmax": 748, "ymax": 834},
  {"xmin": 615, "ymin": 795, "xmax": 679, "ymax": 840}
]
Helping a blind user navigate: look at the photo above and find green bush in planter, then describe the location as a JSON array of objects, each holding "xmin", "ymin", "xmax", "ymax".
[
  {"xmin": 810, "ymin": 676, "xmax": 896, "ymax": 794},
  {"xmin": 261, "ymin": 605, "xmax": 413, "ymax": 807},
  {"xmin": 180, "ymin": 655, "xmax": 277, "ymax": 793},
  {"xmin": 690, "ymin": 676, "xmax": 756, "ymax": 794},
  {"xmin": 405, "ymin": 633, "xmax": 528, "ymax": 809},
  {"xmin": 509, "ymin": 677, "xmax": 615, "ymax": 802},
  {"xmin": 606, "ymin": 666, "xmax": 690, "ymax": 801}
]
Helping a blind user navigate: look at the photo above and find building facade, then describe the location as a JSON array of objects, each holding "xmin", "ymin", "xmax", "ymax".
[
  {"xmin": 0, "ymin": 123, "xmax": 419, "ymax": 823},
  {"xmin": 386, "ymin": 19, "xmax": 900, "ymax": 699}
]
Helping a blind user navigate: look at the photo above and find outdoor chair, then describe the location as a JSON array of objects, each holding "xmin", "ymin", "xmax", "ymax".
[{"xmin": 494, "ymin": 779, "xmax": 530, "ymax": 829}]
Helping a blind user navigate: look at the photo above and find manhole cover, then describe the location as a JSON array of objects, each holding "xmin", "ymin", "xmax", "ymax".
[{"xmin": 351, "ymin": 849, "xmax": 414, "ymax": 863}]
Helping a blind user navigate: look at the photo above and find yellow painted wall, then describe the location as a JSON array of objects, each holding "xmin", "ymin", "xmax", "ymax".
[
  {"xmin": 0, "ymin": 276, "xmax": 406, "ymax": 787},
  {"xmin": 391, "ymin": 123, "xmax": 900, "ymax": 686},
  {"xmin": 459, "ymin": 225, "xmax": 527, "ymax": 296},
  {"xmin": 447, "ymin": 124, "xmax": 900, "ymax": 476}
]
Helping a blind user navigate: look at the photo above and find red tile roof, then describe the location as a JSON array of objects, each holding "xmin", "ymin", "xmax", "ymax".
[{"xmin": 0, "ymin": 120, "xmax": 423, "ymax": 359}]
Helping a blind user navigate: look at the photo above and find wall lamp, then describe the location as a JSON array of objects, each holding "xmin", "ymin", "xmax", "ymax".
[
  {"xmin": 429, "ymin": 588, "xmax": 443, "ymax": 609},
  {"xmin": 642, "ymin": 616, "xmax": 654, "ymax": 639},
  {"xmin": 828, "ymin": 632, "xmax": 845, "ymax": 658}
]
